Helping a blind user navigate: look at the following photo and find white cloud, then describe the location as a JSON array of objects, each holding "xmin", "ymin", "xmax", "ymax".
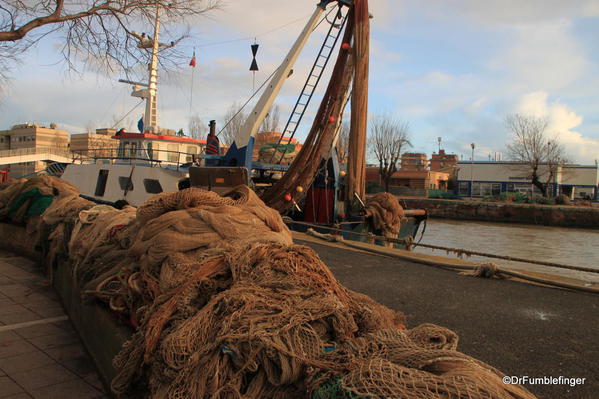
[
  {"xmin": 419, "ymin": 0, "xmax": 599, "ymax": 25},
  {"xmin": 488, "ymin": 21, "xmax": 589, "ymax": 92},
  {"xmin": 516, "ymin": 91, "xmax": 599, "ymax": 164}
]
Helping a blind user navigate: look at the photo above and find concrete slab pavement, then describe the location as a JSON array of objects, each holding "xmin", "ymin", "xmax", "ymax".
[{"xmin": 0, "ymin": 250, "xmax": 108, "ymax": 399}]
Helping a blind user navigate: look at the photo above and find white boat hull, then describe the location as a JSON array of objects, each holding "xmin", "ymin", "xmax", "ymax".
[{"xmin": 62, "ymin": 163, "xmax": 185, "ymax": 206}]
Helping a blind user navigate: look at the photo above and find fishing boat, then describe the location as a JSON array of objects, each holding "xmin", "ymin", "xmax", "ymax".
[{"xmin": 59, "ymin": 0, "xmax": 426, "ymax": 247}]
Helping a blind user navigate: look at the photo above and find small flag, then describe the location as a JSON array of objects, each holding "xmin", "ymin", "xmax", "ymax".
[
  {"xmin": 189, "ymin": 51, "xmax": 197, "ymax": 68},
  {"xmin": 250, "ymin": 43, "xmax": 259, "ymax": 72}
]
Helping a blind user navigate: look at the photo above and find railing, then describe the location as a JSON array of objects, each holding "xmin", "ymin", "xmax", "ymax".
[
  {"xmin": 0, "ymin": 146, "xmax": 73, "ymax": 159},
  {"xmin": 70, "ymin": 148, "xmax": 203, "ymax": 171}
]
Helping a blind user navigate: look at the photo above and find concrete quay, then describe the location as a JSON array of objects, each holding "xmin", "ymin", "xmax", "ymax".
[{"xmin": 0, "ymin": 250, "xmax": 107, "ymax": 399}]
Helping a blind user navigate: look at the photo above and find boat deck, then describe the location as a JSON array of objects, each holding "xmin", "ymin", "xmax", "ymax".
[{"xmin": 0, "ymin": 251, "xmax": 107, "ymax": 398}]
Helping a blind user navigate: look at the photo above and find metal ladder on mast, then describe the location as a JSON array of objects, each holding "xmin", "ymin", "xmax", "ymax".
[{"xmin": 264, "ymin": 6, "xmax": 349, "ymax": 166}]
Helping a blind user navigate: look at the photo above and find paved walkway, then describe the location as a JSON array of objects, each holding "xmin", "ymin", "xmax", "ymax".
[
  {"xmin": 297, "ymin": 238, "xmax": 599, "ymax": 399},
  {"xmin": 0, "ymin": 250, "xmax": 107, "ymax": 399}
]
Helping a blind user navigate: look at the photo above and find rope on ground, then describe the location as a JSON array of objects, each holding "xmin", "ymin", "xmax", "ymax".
[
  {"xmin": 413, "ymin": 241, "xmax": 599, "ymax": 274},
  {"xmin": 305, "ymin": 228, "xmax": 599, "ymax": 295}
]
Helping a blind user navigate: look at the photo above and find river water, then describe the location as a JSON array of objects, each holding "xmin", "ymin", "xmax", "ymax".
[{"xmin": 413, "ymin": 219, "xmax": 599, "ymax": 284}]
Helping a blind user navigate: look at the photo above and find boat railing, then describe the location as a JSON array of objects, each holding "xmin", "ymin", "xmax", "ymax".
[{"xmin": 70, "ymin": 148, "xmax": 201, "ymax": 171}]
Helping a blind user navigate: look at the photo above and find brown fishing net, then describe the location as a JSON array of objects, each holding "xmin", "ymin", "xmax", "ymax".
[{"xmin": 0, "ymin": 176, "xmax": 537, "ymax": 399}]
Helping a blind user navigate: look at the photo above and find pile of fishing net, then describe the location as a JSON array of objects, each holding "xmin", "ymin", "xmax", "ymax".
[
  {"xmin": 0, "ymin": 177, "xmax": 537, "ymax": 399},
  {"xmin": 0, "ymin": 176, "xmax": 79, "ymax": 224}
]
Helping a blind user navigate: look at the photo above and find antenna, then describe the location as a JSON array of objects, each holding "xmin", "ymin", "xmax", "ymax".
[{"xmin": 437, "ymin": 137, "xmax": 441, "ymax": 153}]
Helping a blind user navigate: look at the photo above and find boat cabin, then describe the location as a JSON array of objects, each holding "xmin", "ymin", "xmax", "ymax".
[{"xmin": 113, "ymin": 132, "xmax": 206, "ymax": 166}]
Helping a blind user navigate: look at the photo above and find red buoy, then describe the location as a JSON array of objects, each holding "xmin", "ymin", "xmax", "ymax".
[
  {"xmin": 341, "ymin": 43, "xmax": 351, "ymax": 51},
  {"xmin": 328, "ymin": 116, "xmax": 335, "ymax": 123},
  {"xmin": 284, "ymin": 193, "xmax": 292, "ymax": 202}
]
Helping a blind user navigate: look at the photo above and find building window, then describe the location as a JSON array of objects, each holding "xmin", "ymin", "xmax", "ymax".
[
  {"xmin": 458, "ymin": 182, "xmax": 469, "ymax": 197},
  {"xmin": 95, "ymin": 169, "xmax": 109, "ymax": 196},
  {"xmin": 143, "ymin": 179, "xmax": 163, "ymax": 194},
  {"xmin": 118, "ymin": 176, "xmax": 134, "ymax": 191},
  {"xmin": 472, "ymin": 182, "xmax": 502, "ymax": 197}
]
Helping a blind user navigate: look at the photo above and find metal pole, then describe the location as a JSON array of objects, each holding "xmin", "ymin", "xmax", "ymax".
[{"xmin": 470, "ymin": 143, "xmax": 475, "ymax": 199}]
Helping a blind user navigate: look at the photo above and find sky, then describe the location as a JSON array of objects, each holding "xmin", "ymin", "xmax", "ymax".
[{"xmin": 1, "ymin": 0, "xmax": 599, "ymax": 164}]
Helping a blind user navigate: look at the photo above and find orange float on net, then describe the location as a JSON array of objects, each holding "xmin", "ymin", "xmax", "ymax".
[
  {"xmin": 341, "ymin": 43, "xmax": 351, "ymax": 51},
  {"xmin": 328, "ymin": 116, "xmax": 336, "ymax": 123},
  {"xmin": 296, "ymin": 186, "xmax": 304, "ymax": 193},
  {"xmin": 284, "ymin": 193, "xmax": 292, "ymax": 202}
]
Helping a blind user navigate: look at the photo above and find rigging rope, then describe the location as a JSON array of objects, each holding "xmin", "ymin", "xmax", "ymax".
[
  {"xmin": 216, "ymin": 68, "xmax": 279, "ymax": 138},
  {"xmin": 111, "ymin": 99, "xmax": 144, "ymax": 130}
]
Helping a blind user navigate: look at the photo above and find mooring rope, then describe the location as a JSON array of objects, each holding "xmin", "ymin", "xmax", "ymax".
[
  {"xmin": 304, "ymin": 228, "xmax": 599, "ymax": 295},
  {"xmin": 283, "ymin": 218, "xmax": 599, "ymax": 275}
]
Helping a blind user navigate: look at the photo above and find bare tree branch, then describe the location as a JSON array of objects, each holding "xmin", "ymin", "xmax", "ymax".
[
  {"xmin": 505, "ymin": 113, "xmax": 569, "ymax": 197},
  {"xmin": 0, "ymin": 0, "xmax": 221, "ymax": 82},
  {"xmin": 259, "ymin": 103, "xmax": 281, "ymax": 133},
  {"xmin": 219, "ymin": 102, "xmax": 245, "ymax": 146},
  {"xmin": 188, "ymin": 113, "xmax": 207, "ymax": 139},
  {"xmin": 368, "ymin": 115, "xmax": 411, "ymax": 192}
]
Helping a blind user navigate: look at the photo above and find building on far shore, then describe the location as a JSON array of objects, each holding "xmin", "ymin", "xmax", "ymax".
[
  {"xmin": 430, "ymin": 149, "xmax": 459, "ymax": 178},
  {"xmin": 366, "ymin": 150, "xmax": 450, "ymax": 195},
  {"xmin": 400, "ymin": 153, "xmax": 428, "ymax": 171},
  {"xmin": 0, "ymin": 123, "xmax": 69, "ymax": 177},
  {"xmin": 456, "ymin": 161, "xmax": 599, "ymax": 200},
  {"xmin": 70, "ymin": 128, "xmax": 119, "ymax": 158}
]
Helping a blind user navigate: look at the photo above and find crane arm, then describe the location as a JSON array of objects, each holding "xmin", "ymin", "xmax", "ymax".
[{"xmin": 224, "ymin": 0, "xmax": 342, "ymax": 168}]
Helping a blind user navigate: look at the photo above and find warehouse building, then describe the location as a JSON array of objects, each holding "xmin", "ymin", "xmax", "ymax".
[{"xmin": 456, "ymin": 161, "xmax": 599, "ymax": 200}]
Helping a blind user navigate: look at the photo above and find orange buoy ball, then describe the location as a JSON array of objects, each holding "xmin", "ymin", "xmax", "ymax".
[
  {"xmin": 328, "ymin": 116, "xmax": 336, "ymax": 123},
  {"xmin": 340, "ymin": 170, "xmax": 346, "ymax": 177},
  {"xmin": 296, "ymin": 186, "xmax": 304, "ymax": 193},
  {"xmin": 284, "ymin": 193, "xmax": 292, "ymax": 202},
  {"xmin": 341, "ymin": 43, "xmax": 351, "ymax": 51}
]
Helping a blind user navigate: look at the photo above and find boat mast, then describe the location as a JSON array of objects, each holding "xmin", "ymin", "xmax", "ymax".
[
  {"xmin": 119, "ymin": 4, "xmax": 167, "ymax": 133},
  {"xmin": 144, "ymin": 4, "xmax": 161, "ymax": 133}
]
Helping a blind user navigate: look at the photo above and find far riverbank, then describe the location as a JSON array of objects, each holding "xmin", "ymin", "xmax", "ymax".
[{"xmin": 399, "ymin": 198, "xmax": 599, "ymax": 229}]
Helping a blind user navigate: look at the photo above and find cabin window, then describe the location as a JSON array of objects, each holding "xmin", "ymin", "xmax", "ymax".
[
  {"xmin": 118, "ymin": 142, "xmax": 129, "ymax": 158},
  {"xmin": 143, "ymin": 179, "xmax": 163, "ymax": 194},
  {"xmin": 95, "ymin": 169, "xmax": 109, "ymax": 196},
  {"xmin": 147, "ymin": 142, "xmax": 154, "ymax": 160},
  {"xmin": 167, "ymin": 144, "xmax": 179, "ymax": 163},
  {"xmin": 118, "ymin": 176, "xmax": 134, "ymax": 191},
  {"xmin": 129, "ymin": 142, "xmax": 138, "ymax": 158},
  {"xmin": 186, "ymin": 146, "xmax": 198, "ymax": 162}
]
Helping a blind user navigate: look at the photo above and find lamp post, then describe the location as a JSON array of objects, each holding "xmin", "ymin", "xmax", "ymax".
[{"xmin": 470, "ymin": 143, "xmax": 475, "ymax": 199}]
